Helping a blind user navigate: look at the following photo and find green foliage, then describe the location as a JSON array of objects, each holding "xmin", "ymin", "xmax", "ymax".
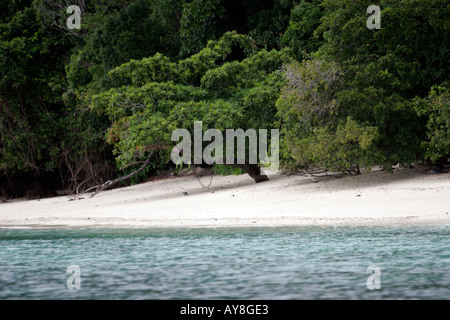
[
  {"xmin": 90, "ymin": 32, "xmax": 292, "ymax": 169},
  {"xmin": 2, "ymin": 0, "xmax": 449, "ymax": 196},
  {"xmin": 277, "ymin": 59, "xmax": 343, "ymax": 129},
  {"xmin": 88, "ymin": 0, "xmax": 173, "ymax": 69},
  {"xmin": 213, "ymin": 164, "xmax": 244, "ymax": 176},
  {"xmin": 65, "ymin": 0, "xmax": 185, "ymax": 94},
  {"xmin": 415, "ymin": 82, "xmax": 450, "ymax": 161},
  {"xmin": 276, "ymin": 0, "xmax": 450, "ymax": 171},
  {"xmin": 317, "ymin": 0, "xmax": 450, "ymax": 98},
  {"xmin": 178, "ymin": 0, "xmax": 294, "ymax": 56},
  {"xmin": 281, "ymin": 0, "xmax": 325, "ymax": 61},
  {"xmin": 246, "ymin": 0, "xmax": 294, "ymax": 50},
  {"xmin": 0, "ymin": 1, "xmax": 118, "ymax": 195},
  {"xmin": 277, "ymin": 59, "xmax": 383, "ymax": 171},
  {"xmin": 0, "ymin": 3, "xmax": 76, "ymax": 173},
  {"xmin": 179, "ymin": 0, "xmax": 224, "ymax": 56},
  {"xmin": 289, "ymin": 117, "xmax": 382, "ymax": 172}
]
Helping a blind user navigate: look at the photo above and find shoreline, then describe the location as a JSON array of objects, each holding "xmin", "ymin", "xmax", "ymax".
[
  {"xmin": 1, "ymin": 219, "xmax": 448, "ymax": 230},
  {"xmin": 1, "ymin": 166, "xmax": 449, "ymax": 229}
]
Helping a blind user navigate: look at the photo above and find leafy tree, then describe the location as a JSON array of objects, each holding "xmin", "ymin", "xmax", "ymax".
[
  {"xmin": 277, "ymin": 59, "xmax": 383, "ymax": 173},
  {"xmin": 415, "ymin": 82, "xmax": 450, "ymax": 162},
  {"xmin": 278, "ymin": 0, "xmax": 449, "ymax": 173},
  {"xmin": 90, "ymin": 32, "xmax": 292, "ymax": 182},
  {"xmin": 246, "ymin": 0, "xmax": 294, "ymax": 50},
  {"xmin": 288, "ymin": 117, "xmax": 382, "ymax": 174},
  {"xmin": 2, "ymin": 0, "xmax": 449, "ymax": 197},
  {"xmin": 0, "ymin": 1, "xmax": 117, "ymax": 197},
  {"xmin": 0, "ymin": 2, "xmax": 75, "ymax": 174},
  {"xmin": 281, "ymin": 0, "xmax": 325, "ymax": 61},
  {"xmin": 179, "ymin": 0, "xmax": 294, "ymax": 56},
  {"xmin": 65, "ymin": 0, "xmax": 183, "ymax": 93},
  {"xmin": 179, "ymin": 0, "xmax": 224, "ymax": 56}
]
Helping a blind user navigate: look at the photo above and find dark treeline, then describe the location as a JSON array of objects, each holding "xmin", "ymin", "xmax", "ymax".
[{"xmin": 0, "ymin": 0, "xmax": 448, "ymax": 198}]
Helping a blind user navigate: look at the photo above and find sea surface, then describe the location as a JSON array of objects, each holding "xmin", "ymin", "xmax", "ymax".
[{"xmin": 0, "ymin": 225, "xmax": 448, "ymax": 300}]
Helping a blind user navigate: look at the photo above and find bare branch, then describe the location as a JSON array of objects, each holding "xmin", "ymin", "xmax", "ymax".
[{"xmin": 74, "ymin": 150, "xmax": 155, "ymax": 199}]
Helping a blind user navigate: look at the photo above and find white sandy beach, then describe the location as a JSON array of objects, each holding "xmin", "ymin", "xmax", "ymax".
[{"xmin": 0, "ymin": 166, "xmax": 449, "ymax": 228}]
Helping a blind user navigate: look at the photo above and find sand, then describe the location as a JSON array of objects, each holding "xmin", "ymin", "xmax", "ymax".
[{"xmin": 0, "ymin": 166, "xmax": 449, "ymax": 229}]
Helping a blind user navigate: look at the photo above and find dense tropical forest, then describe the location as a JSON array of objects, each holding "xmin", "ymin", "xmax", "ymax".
[{"xmin": 0, "ymin": 0, "xmax": 449, "ymax": 198}]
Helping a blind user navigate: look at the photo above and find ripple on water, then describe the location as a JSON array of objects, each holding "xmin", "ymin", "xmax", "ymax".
[{"xmin": 0, "ymin": 225, "xmax": 448, "ymax": 299}]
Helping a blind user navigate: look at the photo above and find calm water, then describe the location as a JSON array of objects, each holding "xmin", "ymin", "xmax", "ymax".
[{"xmin": 0, "ymin": 225, "xmax": 448, "ymax": 300}]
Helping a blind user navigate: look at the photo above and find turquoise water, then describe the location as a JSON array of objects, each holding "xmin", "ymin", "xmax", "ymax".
[{"xmin": 0, "ymin": 226, "xmax": 448, "ymax": 300}]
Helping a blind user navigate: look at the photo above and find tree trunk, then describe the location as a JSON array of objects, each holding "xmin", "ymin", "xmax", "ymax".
[
  {"xmin": 193, "ymin": 163, "xmax": 269, "ymax": 183},
  {"xmin": 230, "ymin": 164, "xmax": 269, "ymax": 183}
]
